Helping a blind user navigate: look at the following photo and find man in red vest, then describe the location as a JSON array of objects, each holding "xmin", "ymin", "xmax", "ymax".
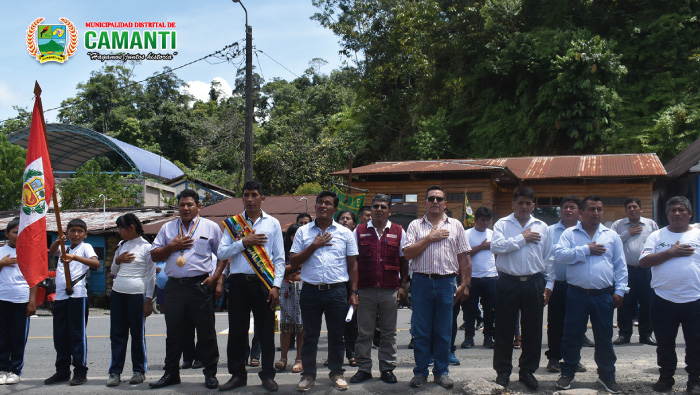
[{"xmin": 349, "ymin": 194, "xmax": 409, "ymax": 385}]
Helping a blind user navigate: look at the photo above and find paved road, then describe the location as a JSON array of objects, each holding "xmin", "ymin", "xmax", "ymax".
[{"xmin": 0, "ymin": 307, "xmax": 686, "ymax": 394}]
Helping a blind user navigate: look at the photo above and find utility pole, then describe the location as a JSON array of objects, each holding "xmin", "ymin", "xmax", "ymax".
[{"xmin": 233, "ymin": 0, "xmax": 254, "ymax": 181}]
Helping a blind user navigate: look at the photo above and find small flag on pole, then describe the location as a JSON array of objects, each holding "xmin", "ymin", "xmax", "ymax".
[
  {"xmin": 16, "ymin": 88, "xmax": 53, "ymax": 288},
  {"xmin": 462, "ymin": 190, "xmax": 475, "ymax": 229}
]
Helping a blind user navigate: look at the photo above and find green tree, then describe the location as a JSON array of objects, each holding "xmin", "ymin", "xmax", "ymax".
[
  {"xmin": 0, "ymin": 133, "xmax": 26, "ymax": 210},
  {"xmin": 59, "ymin": 159, "xmax": 142, "ymax": 209}
]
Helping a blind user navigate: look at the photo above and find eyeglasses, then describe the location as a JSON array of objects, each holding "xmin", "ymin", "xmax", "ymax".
[
  {"xmin": 372, "ymin": 204, "xmax": 389, "ymax": 210},
  {"xmin": 427, "ymin": 196, "xmax": 445, "ymax": 203}
]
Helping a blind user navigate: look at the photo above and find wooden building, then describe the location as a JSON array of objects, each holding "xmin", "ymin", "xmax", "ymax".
[{"xmin": 333, "ymin": 154, "xmax": 666, "ymax": 227}]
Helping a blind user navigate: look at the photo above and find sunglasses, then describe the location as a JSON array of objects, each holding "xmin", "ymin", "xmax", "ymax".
[
  {"xmin": 372, "ymin": 204, "xmax": 389, "ymax": 210},
  {"xmin": 427, "ymin": 196, "xmax": 445, "ymax": 203}
]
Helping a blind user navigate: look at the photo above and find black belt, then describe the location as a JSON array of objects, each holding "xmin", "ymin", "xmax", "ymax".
[
  {"xmin": 414, "ymin": 272, "xmax": 457, "ymax": 280},
  {"xmin": 627, "ymin": 265, "xmax": 648, "ymax": 270},
  {"xmin": 169, "ymin": 274, "xmax": 208, "ymax": 284},
  {"xmin": 569, "ymin": 284, "xmax": 614, "ymax": 296},
  {"xmin": 498, "ymin": 271, "xmax": 543, "ymax": 282},
  {"xmin": 303, "ymin": 282, "xmax": 345, "ymax": 290},
  {"xmin": 231, "ymin": 273, "xmax": 260, "ymax": 282}
]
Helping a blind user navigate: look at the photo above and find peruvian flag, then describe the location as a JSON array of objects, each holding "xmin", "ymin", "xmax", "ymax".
[{"xmin": 16, "ymin": 94, "xmax": 53, "ymax": 288}]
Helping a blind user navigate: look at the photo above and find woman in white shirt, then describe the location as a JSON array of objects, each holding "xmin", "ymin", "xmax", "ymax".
[{"xmin": 106, "ymin": 214, "xmax": 155, "ymax": 387}]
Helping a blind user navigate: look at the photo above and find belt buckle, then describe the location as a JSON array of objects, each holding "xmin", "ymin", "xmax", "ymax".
[
  {"xmin": 519, "ymin": 276, "xmax": 528, "ymax": 282},
  {"xmin": 428, "ymin": 273, "xmax": 437, "ymax": 280},
  {"xmin": 318, "ymin": 283, "xmax": 330, "ymax": 290}
]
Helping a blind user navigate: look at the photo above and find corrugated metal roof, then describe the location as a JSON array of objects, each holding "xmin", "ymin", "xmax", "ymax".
[
  {"xmin": 333, "ymin": 154, "xmax": 666, "ymax": 180},
  {"xmin": 665, "ymin": 138, "xmax": 700, "ymax": 178}
]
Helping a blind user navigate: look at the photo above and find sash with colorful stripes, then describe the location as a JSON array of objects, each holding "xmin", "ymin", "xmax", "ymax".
[{"xmin": 222, "ymin": 214, "xmax": 274, "ymax": 290}]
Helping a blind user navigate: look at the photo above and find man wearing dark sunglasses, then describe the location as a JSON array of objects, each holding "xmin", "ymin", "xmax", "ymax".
[
  {"xmin": 350, "ymin": 194, "xmax": 408, "ymax": 385},
  {"xmin": 403, "ymin": 186, "xmax": 471, "ymax": 389}
]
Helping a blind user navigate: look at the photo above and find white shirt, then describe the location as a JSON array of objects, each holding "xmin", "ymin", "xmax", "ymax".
[
  {"xmin": 0, "ymin": 244, "xmax": 29, "ymax": 303},
  {"xmin": 111, "ymin": 236, "xmax": 156, "ymax": 296},
  {"xmin": 491, "ymin": 213, "xmax": 554, "ymax": 290},
  {"xmin": 291, "ymin": 219, "xmax": 358, "ymax": 285},
  {"xmin": 55, "ymin": 242, "xmax": 97, "ymax": 300},
  {"xmin": 151, "ymin": 215, "xmax": 222, "ymax": 278},
  {"xmin": 217, "ymin": 210, "xmax": 286, "ymax": 288},
  {"xmin": 466, "ymin": 228, "xmax": 497, "ymax": 278},
  {"xmin": 610, "ymin": 216, "xmax": 658, "ymax": 266},
  {"xmin": 641, "ymin": 227, "xmax": 700, "ymax": 303}
]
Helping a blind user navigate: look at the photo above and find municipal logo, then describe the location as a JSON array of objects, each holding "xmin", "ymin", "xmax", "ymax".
[
  {"xmin": 26, "ymin": 17, "xmax": 78, "ymax": 63},
  {"xmin": 22, "ymin": 169, "xmax": 47, "ymax": 215}
]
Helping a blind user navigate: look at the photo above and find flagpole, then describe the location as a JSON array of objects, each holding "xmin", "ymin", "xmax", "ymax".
[{"xmin": 33, "ymin": 81, "xmax": 72, "ymax": 293}]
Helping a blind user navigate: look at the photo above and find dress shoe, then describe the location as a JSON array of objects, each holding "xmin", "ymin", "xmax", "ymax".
[
  {"xmin": 612, "ymin": 335, "xmax": 630, "ymax": 345},
  {"xmin": 219, "ymin": 376, "xmax": 246, "ymax": 391},
  {"xmin": 380, "ymin": 370, "xmax": 397, "ymax": 384},
  {"xmin": 192, "ymin": 360, "xmax": 203, "ymax": 369},
  {"xmin": 484, "ymin": 336, "xmax": 495, "ymax": 348},
  {"xmin": 546, "ymin": 359, "xmax": 561, "ymax": 373},
  {"xmin": 350, "ymin": 370, "xmax": 372, "ymax": 383},
  {"xmin": 44, "ymin": 373, "xmax": 70, "ymax": 385},
  {"xmin": 261, "ymin": 377, "xmax": 278, "ymax": 391},
  {"xmin": 461, "ymin": 338, "xmax": 475, "ymax": 348},
  {"xmin": 640, "ymin": 334, "xmax": 657, "ymax": 345},
  {"xmin": 449, "ymin": 352, "xmax": 460, "ymax": 365},
  {"xmin": 519, "ymin": 370, "xmax": 538, "ymax": 390},
  {"xmin": 149, "ymin": 373, "xmax": 181, "ymax": 388},
  {"xmin": 652, "ymin": 375, "xmax": 675, "ymax": 392},
  {"xmin": 582, "ymin": 335, "xmax": 595, "ymax": 347},
  {"xmin": 181, "ymin": 361, "xmax": 193, "ymax": 369},
  {"xmin": 495, "ymin": 372, "xmax": 510, "ymax": 387},
  {"xmin": 205, "ymin": 376, "xmax": 219, "ymax": 389},
  {"xmin": 70, "ymin": 374, "xmax": 88, "ymax": 386}
]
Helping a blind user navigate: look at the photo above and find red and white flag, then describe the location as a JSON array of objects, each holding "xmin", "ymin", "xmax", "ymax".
[{"xmin": 16, "ymin": 95, "xmax": 53, "ymax": 288}]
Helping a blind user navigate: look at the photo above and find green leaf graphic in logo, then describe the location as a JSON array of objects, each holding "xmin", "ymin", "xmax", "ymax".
[
  {"xmin": 22, "ymin": 206, "xmax": 32, "ymax": 215},
  {"xmin": 23, "ymin": 169, "xmax": 42, "ymax": 183}
]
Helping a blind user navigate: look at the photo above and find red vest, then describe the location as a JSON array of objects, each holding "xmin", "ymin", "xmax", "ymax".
[{"xmin": 356, "ymin": 222, "xmax": 402, "ymax": 289}]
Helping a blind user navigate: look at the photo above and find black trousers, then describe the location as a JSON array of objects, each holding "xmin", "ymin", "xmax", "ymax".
[
  {"xmin": 493, "ymin": 272, "xmax": 545, "ymax": 375},
  {"xmin": 617, "ymin": 265, "xmax": 653, "ymax": 337},
  {"xmin": 53, "ymin": 297, "xmax": 89, "ymax": 376},
  {"xmin": 0, "ymin": 300, "xmax": 30, "ymax": 375},
  {"xmin": 651, "ymin": 292, "xmax": 700, "ymax": 378},
  {"xmin": 227, "ymin": 274, "xmax": 276, "ymax": 381},
  {"xmin": 546, "ymin": 280, "xmax": 567, "ymax": 361},
  {"xmin": 163, "ymin": 277, "xmax": 218, "ymax": 377}
]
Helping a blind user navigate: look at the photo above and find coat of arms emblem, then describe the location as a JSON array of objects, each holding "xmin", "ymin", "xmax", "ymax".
[
  {"xmin": 26, "ymin": 17, "xmax": 78, "ymax": 63},
  {"xmin": 22, "ymin": 169, "xmax": 47, "ymax": 215}
]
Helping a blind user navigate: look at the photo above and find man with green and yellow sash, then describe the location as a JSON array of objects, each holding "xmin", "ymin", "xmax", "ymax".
[{"xmin": 217, "ymin": 180, "xmax": 285, "ymax": 392}]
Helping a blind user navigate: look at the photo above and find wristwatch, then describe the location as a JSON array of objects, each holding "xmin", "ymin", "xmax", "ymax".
[{"xmin": 351, "ymin": 289, "xmax": 359, "ymax": 295}]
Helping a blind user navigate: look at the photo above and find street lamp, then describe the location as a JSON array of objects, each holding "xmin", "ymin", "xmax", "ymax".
[{"xmin": 233, "ymin": 0, "xmax": 254, "ymax": 182}]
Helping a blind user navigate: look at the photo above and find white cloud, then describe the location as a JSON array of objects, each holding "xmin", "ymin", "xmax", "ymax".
[{"xmin": 180, "ymin": 77, "xmax": 233, "ymax": 103}]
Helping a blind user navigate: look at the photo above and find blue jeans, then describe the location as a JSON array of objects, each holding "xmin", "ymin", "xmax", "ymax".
[
  {"xmin": 561, "ymin": 287, "xmax": 616, "ymax": 381},
  {"xmin": 651, "ymin": 292, "xmax": 700, "ymax": 378},
  {"xmin": 411, "ymin": 274, "xmax": 456, "ymax": 378},
  {"xmin": 299, "ymin": 284, "xmax": 347, "ymax": 379}
]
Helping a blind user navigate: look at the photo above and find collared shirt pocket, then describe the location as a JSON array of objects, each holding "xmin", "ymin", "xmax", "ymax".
[{"xmin": 194, "ymin": 239, "xmax": 211, "ymax": 257}]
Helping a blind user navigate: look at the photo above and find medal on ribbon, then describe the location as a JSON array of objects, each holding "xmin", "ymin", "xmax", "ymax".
[{"xmin": 176, "ymin": 216, "xmax": 200, "ymax": 267}]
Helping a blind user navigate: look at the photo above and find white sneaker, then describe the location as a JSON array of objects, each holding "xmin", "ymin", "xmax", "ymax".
[
  {"xmin": 0, "ymin": 372, "xmax": 7, "ymax": 385},
  {"xmin": 4, "ymin": 373, "xmax": 19, "ymax": 384}
]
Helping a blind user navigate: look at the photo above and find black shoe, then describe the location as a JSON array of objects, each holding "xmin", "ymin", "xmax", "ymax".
[
  {"xmin": 459, "ymin": 322, "xmax": 466, "ymax": 330},
  {"xmin": 483, "ymin": 336, "xmax": 494, "ymax": 349},
  {"xmin": 44, "ymin": 373, "xmax": 70, "ymax": 385},
  {"xmin": 205, "ymin": 376, "xmax": 219, "ymax": 389},
  {"xmin": 546, "ymin": 359, "xmax": 561, "ymax": 373},
  {"xmin": 350, "ymin": 370, "xmax": 373, "ymax": 383},
  {"xmin": 70, "ymin": 374, "xmax": 88, "ymax": 386},
  {"xmin": 496, "ymin": 372, "xmax": 510, "ymax": 387},
  {"xmin": 149, "ymin": 373, "xmax": 181, "ymax": 388},
  {"xmin": 181, "ymin": 361, "xmax": 193, "ymax": 369},
  {"xmin": 612, "ymin": 335, "xmax": 630, "ymax": 345},
  {"xmin": 261, "ymin": 377, "xmax": 278, "ymax": 391},
  {"xmin": 652, "ymin": 375, "xmax": 675, "ymax": 392},
  {"xmin": 219, "ymin": 376, "xmax": 246, "ymax": 391},
  {"xmin": 380, "ymin": 371, "xmax": 397, "ymax": 384},
  {"xmin": 519, "ymin": 371, "xmax": 539, "ymax": 391},
  {"xmin": 192, "ymin": 360, "xmax": 203, "ymax": 369},
  {"xmin": 461, "ymin": 338, "xmax": 475, "ymax": 348},
  {"xmin": 582, "ymin": 335, "xmax": 595, "ymax": 347},
  {"xmin": 408, "ymin": 338, "xmax": 414, "ymax": 349},
  {"xmin": 640, "ymin": 334, "xmax": 657, "ymax": 346}
]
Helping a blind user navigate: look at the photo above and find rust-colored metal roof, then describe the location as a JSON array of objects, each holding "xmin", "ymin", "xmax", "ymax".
[{"xmin": 333, "ymin": 154, "xmax": 666, "ymax": 180}]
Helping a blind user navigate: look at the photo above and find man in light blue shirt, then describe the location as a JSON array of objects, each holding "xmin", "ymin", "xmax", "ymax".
[
  {"xmin": 554, "ymin": 196, "xmax": 628, "ymax": 394},
  {"xmin": 290, "ymin": 191, "xmax": 359, "ymax": 392},
  {"xmin": 217, "ymin": 180, "xmax": 285, "ymax": 392}
]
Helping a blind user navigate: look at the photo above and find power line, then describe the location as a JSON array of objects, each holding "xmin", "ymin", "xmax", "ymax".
[{"xmin": 256, "ymin": 50, "xmax": 300, "ymax": 79}]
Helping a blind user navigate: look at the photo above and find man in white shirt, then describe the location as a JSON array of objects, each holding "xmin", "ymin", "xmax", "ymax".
[
  {"xmin": 640, "ymin": 196, "xmax": 700, "ymax": 393},
  {"xmin": 491, "ymin": 186, "xmax": 554, "ymax": 391},
  {"xmin": 610, "ymin": 197, "xmax": 658, "ymax": 345}
]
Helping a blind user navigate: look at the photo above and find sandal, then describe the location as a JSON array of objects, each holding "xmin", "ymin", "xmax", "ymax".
[
  {"xmin": 274, "ymin": 358, "xmax": 287, "ymax": 371},
  {"xmin": 348, "ymin": 358, "xmax": 357, "ymax": 367},
  {"xmin": 513, "ymin": 335, "xmax": 522, "ymax": 349},
  {"xmin": 292, "ymin": 360, "xmax": 303, "ymax": 373},
  {"xmin": 250, "ymin": 358, "xmax": 260, "ymax": 367}
]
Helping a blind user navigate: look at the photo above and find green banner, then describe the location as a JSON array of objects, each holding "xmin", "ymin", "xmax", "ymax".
[{"xmin": 333, "ymin": 185, "xmax": 365, "ymax": 220}]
